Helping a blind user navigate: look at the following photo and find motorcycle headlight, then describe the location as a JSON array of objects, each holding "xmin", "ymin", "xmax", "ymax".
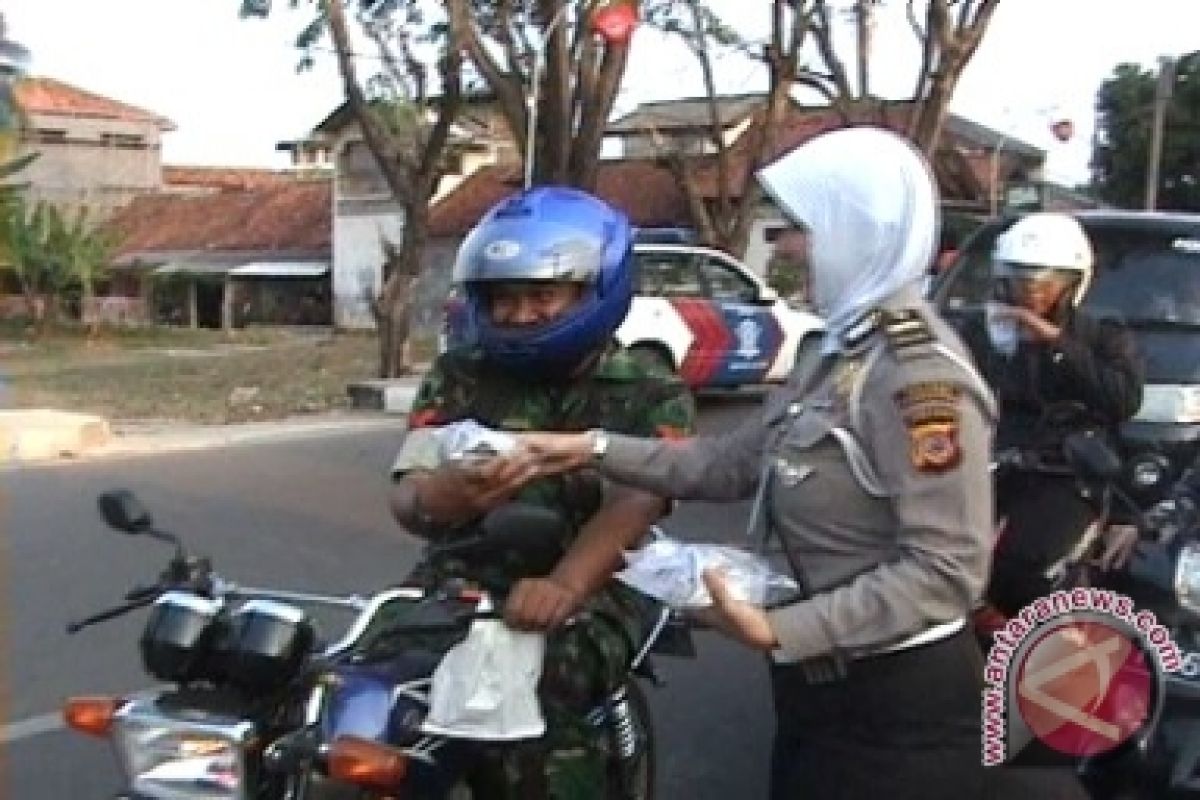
[
  {"xmin": 1129, "ymin": 455, "xmax": 1170, "ymax": 491},
  {"xmin": 1175, "ymin": 543, "xmax": 1200, "ymax": 615},
  {"xmin": 113, "ymin": 697, "xmax": 255, "ymax": 800}
]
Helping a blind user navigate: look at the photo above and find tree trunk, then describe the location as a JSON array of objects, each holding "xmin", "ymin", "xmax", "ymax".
[{"xmin": 371, "ymin": 202, "xmax": 428, "ymax": 378}]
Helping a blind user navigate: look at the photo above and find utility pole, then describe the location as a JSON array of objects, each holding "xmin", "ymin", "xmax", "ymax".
[{"xmin": 1145, "ymin": 55, "xmax": 1175, "ymax": 211}]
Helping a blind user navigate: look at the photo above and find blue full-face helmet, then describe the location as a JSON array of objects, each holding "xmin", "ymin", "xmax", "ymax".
[{"xmin": 453, "ymin": 186, "xmax": 635, "ymax": 374}]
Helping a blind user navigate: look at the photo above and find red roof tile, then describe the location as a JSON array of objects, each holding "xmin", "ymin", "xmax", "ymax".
[
  {"xmin": 428, "ymin": 160, "xmax": 691, "ymax": 238},
  {"xmin": 108, "ymin": 182, "xmax": 332, "ymax": 259},
  {"xmin": 691, "ymin": 105, "xmax": 997, "ymax": 207},
  {"xmin": 15, "ymin": 77, "xmax": 174, "ymax": 130},
  {"xmin": 163, "ymin": 166, "xmax": 309, "ymax": 192}
]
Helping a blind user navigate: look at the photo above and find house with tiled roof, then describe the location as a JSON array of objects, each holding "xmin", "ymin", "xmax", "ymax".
[
  {"xmin": 104, "ymin": 179, "xmax": 332, "ymax": 329},
  {"xmin": 282, "ymin": 94, "xmax": 520, "ymax": 329},
  {"xmin": 602, "ymin": 97, "xmax": 1058, "ymax": 274},
  {"xmin": 12, "ymin": 77, "xmax": 175, "ymax": 216}
]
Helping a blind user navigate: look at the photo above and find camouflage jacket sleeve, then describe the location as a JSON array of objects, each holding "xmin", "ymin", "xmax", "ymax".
[
  {"xmin": 390, "ymin": 353, "xmax": 468, "ymax": 477},
  {"xmin": 766, "ymin": 348, "xmax": 996, "ymax": 660},
  {"xmin": 623, "ymin": 370, "xmax": 697, "ymax": 440}
]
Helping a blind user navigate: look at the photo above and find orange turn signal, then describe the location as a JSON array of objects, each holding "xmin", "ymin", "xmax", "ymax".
[
  {"xmin": 328, "ymin": 736, "xmax": 408, "ymax": 789},
  {"xmin": 63, "ymin": 695, "xmax": 121, "ymax": 737}
]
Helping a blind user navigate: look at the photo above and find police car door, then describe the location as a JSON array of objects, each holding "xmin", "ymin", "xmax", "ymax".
[{"xmin": 694, "ymin": 253, "xmax": 783, "ymax": 386}]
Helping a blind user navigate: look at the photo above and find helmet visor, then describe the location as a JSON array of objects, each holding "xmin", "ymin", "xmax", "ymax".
[
  {"xmin": 992, "ymin": 261, "xmax": 1082, "ymax": 285},
  {"xmin": 452, "ymin": 218, "xmax": 606, "ymax": 286}
]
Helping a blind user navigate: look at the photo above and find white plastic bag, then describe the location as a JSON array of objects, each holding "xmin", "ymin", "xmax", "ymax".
[
  {"xmin": 420, "ymin": 610, "xmax": 547, "ymax": 741},
  {"xmin": 435, "ymin": 419, "xmax": 518, "ymax": 463},
  {"xmin": 616, "ymin": 538, "xmax": 798, "ymax": 609}
]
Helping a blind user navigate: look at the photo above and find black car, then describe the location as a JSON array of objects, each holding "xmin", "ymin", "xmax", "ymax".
[{"xmin": 932, "ymin": 210, "xmax": 1200, "ymax": 505}]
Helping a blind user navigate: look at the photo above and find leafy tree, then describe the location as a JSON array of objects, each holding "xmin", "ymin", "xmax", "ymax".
[
  {"xmin": 1092, "ymin": 53, "xmax": 1200, "ymax": 211},
  {"xmin": 243, "ymin": 0, "xmax": 463, "ymax": 377},
  {"xmin": 0, "ymin": 196, "xmax": 114, "ymax": 326},
  {"xmin": 649, "ymin": 0, "xmax": 1000, "ymax": 257},
  {"xmin": 447, "ymin": 0, "xmax": 646, "ymax": 190}
]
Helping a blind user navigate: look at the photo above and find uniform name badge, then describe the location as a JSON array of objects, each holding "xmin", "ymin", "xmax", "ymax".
[{"xmin": 894, "ymin": 382, "xmax": 963, "ymax": 474}]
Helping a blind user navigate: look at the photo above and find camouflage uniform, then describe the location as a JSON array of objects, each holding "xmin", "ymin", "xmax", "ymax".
[{"xmin": 392, "ymin": 343, "xmax": 695, "ymax": 799}]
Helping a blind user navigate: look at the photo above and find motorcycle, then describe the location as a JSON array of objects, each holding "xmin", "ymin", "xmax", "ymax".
[
  {"xmin": 1074, "ymin": 461, "xmax": 1200, "ymax": 799},
  {"xmin": 64, "ymin": 489, "xmax": 692, "ymax": 799},
  {"xmin": 978, "ymin": 431, "xmax": 1200, "ymax": 797}
]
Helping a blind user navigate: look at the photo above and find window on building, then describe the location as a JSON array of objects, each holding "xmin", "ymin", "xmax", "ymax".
[
  {"xmin": 101, "ymin": 133, "xmax": 147, "ymax": 149},
  {"xmin": 34, "ymin": 128, "xmax": 67, "ymax": 143}
]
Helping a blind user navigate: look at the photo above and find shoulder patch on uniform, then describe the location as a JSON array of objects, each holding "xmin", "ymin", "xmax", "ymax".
[
  {"xmin": 895, "ymin": 381, "xmax": 962, "ymax": 474},
  {"xmin": 882, "ymin": 309, "xmax": 935, "ymax": 357}
]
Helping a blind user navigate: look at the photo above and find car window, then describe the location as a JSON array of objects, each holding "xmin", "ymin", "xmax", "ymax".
[
  {"xmin": 635, "ymin": 251, "xmax": 702, "ymax": 297},
  {"xmin": 698, "ymin": 255, "xmax": 759, "ymax": 303},
  {"xmin": 937, "ymin": 220, "xmax": 1200, "ymax": 328},
  {"xmin": 938, "ymin": 224, "xmax": 1007, "ymax": 309},
  {"xmin": 1086, "ymin": 229, "xmax": 1200, "ymax": 326}
]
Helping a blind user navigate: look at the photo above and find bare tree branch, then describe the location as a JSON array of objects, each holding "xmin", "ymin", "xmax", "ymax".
[
  {"xmin": 447, "ymin": 0, "xmax": 529, "ymax": 153},
  {"xmin": 811, "ymin": 1, "xmax": 854, "ymax": 99}
]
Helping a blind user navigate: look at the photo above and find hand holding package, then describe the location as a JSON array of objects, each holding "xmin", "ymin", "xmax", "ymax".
[
  {"xmin": 617, "ymin": 538, "xmax": 798, "ymax": 608},
  {"xmin": 435, "ymin": 419, "xmax": 518, "ymax": 462}
]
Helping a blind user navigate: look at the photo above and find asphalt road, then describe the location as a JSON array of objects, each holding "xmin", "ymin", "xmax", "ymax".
[{"xmin": 3, "ymin": 396, "xmax": 1086, "ymax": 798}]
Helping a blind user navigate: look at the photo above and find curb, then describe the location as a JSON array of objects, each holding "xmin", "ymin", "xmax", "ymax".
[
  {"xmin": 94, "ymin": 413, "xmax": 406, "ymax": 460},
  {"xmin": 0, "ymin": 410, "xmax": 111, "ymax": 462}
]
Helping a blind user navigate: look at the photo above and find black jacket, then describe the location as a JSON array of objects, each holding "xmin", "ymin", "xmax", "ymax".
[{"xmin": 961, "ymin": 309, "xmax": 1144, "ymax": 457}]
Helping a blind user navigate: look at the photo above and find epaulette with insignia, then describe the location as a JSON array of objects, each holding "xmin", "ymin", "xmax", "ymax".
[{"xmin": 881, "ymin": 309, "xmax": 935, "ymax": 358}]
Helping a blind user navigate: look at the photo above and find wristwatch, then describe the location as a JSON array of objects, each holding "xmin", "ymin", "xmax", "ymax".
[{"xmin": 589, "ymin": 429, "xmax": 610, "ymax": 462}]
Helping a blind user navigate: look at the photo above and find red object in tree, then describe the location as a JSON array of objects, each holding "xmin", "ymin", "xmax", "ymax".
[
  {"xmin": 592, "ymin": 2, "xmax": 639, "ymax": 44},
  {"xmin": 1051, "ymin": 118, "xmax": 1074, "ymax": 143}
]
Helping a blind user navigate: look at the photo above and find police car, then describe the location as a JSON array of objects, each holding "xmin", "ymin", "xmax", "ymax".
[{"xmin": 442, "ymin": 243, "xmax": 824, "ymax": 389}]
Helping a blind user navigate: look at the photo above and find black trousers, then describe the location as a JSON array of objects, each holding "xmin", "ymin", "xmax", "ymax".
[
  {"xmin": 988, "ymin": 472, "xmax": 1096, "ymax": 616},
  {"xmin": 769, "ymin": 628, "xmax": 987, "ymax": 800}
]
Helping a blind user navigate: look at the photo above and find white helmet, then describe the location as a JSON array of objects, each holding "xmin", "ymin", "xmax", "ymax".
[{"xmin": 992, "ymin": 212, "xmax": 1094, "ymax": 306}]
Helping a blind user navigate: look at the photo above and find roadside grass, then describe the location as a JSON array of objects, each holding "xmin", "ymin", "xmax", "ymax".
[{"xmin": 1, "ymin": 322, "xmax": 436, "ymax": 424}]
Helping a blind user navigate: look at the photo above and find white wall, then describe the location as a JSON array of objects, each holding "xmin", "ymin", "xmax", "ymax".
[
  {"xmin": 332, "ymin": 202, "xmax": 405, "ymax": 330},
  {"xmin": 742, "ymin": 208, "xmax": 787, "ymax": 278}
]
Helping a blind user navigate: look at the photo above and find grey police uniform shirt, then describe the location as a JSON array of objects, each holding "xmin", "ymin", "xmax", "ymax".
[{"xmin": 598, "ymin": 288, "xmax": 997, "ymax": 662}]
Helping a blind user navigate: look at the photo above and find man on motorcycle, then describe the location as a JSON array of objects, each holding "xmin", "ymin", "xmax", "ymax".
[
  {"xmin": 389, "ymin": 186, "xmax": 695, "ymax": 799},
  {"xmin": 960, "ymin": 212, "xmax": 1144, "ymax": 617}
]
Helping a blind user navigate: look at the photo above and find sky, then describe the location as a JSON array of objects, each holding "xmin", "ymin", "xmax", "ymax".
[{"xmin": 6, "ymin": 0, "xmax": 1200, "ymax": 186}]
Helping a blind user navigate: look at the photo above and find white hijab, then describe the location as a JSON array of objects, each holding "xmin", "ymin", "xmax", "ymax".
[{"xmin": 757, "ymin": 127, "xmax": 939, "ymax": 353}]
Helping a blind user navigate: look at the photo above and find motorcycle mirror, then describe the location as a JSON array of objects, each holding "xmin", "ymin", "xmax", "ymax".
[
  {"xmin": 1062, "ymin": 432, "xmax": 1121, "ymax": 482},
  {"xmin": 97, "ymin": 490, "xmax": 154, "ymax": 535}
]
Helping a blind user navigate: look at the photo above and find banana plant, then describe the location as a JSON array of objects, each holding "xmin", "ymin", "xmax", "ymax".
[{"xmin": 0, "ymin": 194, "xmax": 114, "ymax": 326}]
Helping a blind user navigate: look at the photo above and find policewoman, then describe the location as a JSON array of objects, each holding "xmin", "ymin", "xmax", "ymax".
[{"xmin": 517, "ymin": 127, "xmax": 997, "ymax": 799}]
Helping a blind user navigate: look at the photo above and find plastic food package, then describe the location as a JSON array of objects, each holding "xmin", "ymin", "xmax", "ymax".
[
  {"xmin": 435, "ymin": 419, "xmax": 518, "ymax": 463},
  {"xmin": 616, "ymin": 538, "xmax": 799, "ymax": 608},
  {"xmin": 420, "ymin": 609, "xmax": 547, "ymax": 741}
]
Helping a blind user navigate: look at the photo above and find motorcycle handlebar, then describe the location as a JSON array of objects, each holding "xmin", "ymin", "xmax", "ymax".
[{"xmin": 67, "ymin": 594, "xmax": 158, "ymax": 634}]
